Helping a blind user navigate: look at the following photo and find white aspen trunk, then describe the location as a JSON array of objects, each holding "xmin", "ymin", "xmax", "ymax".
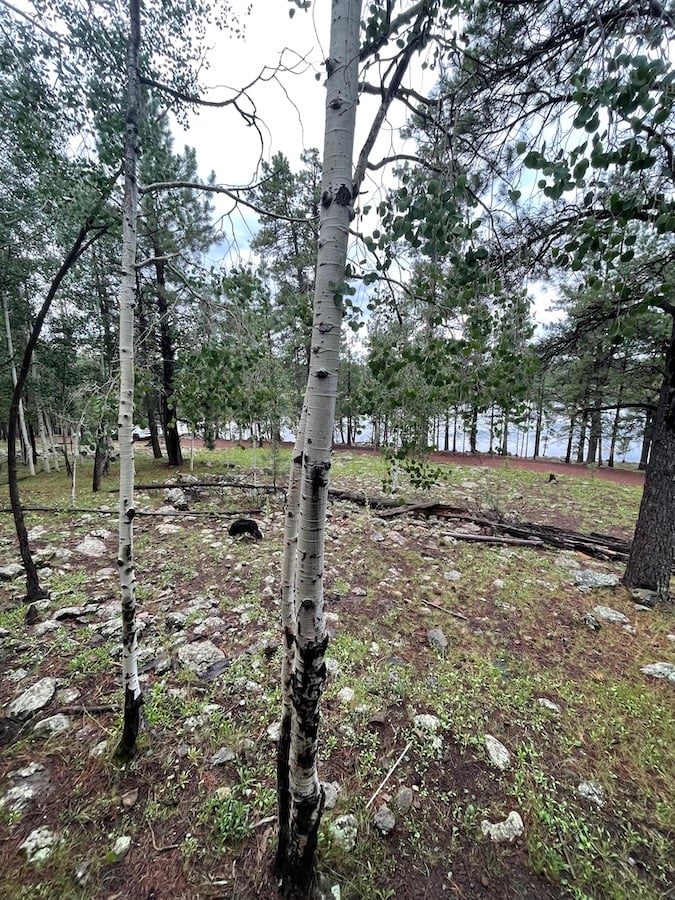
[
  {"xmin": 37, "ymin": 407, "xmax": 50, "ymax": 473},
  {"xmin": 277, "ymin": 2, "xmax": 361, "ymax": 895},
  {"xmin": 116, "ymin": 0, "xmax": 142, "ymax": 757},
  {"xmin": 71, "ymin": 430, "xmax": 78, "ymax": 508},
  {"xmin": 45, "ymin": 411, "xmax": 59, "ymax": 471},
  {"xmin": 275, "ymin": 405, "xmax": 306, "ymax": 876},
  {"xmin": 3, "ymin": 294, "xmax": 35, "ymax": 477}
]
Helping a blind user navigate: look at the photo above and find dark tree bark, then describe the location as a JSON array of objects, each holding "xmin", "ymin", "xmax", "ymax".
[
  {"xmin": 623, "ymin": 317, "xmax": 675, "ymax": 600},
  {"xmin": 7, "ymin": 222, "xmax": 105, "ymax": 600},
  {"xmin": 146, "ymin": 400, "xmax": 163, "ymax": 458}
]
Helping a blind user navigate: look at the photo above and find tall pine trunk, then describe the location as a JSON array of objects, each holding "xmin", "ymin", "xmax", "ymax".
[
  {"xmin": 116, "ymin": 0, "xmax": 143, "ymax": 757},
  {"xmin": 623, "ymin": 316, "xmax": 675, "ymax": 601}
]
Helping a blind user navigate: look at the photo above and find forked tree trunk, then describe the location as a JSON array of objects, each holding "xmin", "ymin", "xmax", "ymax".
[
  {"xmin": 116, "ymin": 0, "xmax": 143, "ymax": 757},
  {"xmin": 3, "ymin": 293, "xmax": 35, "ymax": 477},
  {"xmin": 623, "ymin": 316, "xmax": 675, "ymax": 601},
  {"xmin": 6, "ymin": 224, "xmax": 99, "ymax": 600},
  {"xmin": 275, "ymin": 3, "xmax": 361, "ymax": 895}
]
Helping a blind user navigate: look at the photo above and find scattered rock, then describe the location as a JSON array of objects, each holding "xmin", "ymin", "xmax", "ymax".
[
  {"xmin": 325, "ymin": 658, "xmax": 340, "ymax": 678},
  {"xmin": 427, "ymin": 628, "xmax": 448, "ymax": 652},
  {"xmin": 267, "ymin": 721, "xmax": 282, "ymax": 742},
  {"xmin": 322, "ymin": 781, "xmax": 339, "ymax": 810},
  {"xmin": 481, "ymin": 811, "xmax": 524, "ymax": 843},
  {"xmin": 581, "ymin": 612, "xmax": 601, "ymax": 631},
  {"xmin": 484, "ymin": 734, "xmax": 511, "ymax": 771},
  {"xmin": 110, "ymin": 835, "xmax": 132, "ymax": 861},
  {"xmin": 121, "ymin": 788, "xmax": 139, "ymax": 810},
  {"xmin": 640, "ymin": 662, "xmax": 675, "ymax": 683},
  {"xmin": 330, "ymin": 814, "xmax": 358, "ymax": 852},
  {"xmin": 373, "ymin": 804, "xmax": 396, "ymax": 835},
  {"xmin": 413, "ymin": 714, "xmax": 440, "ymax": 732},
  {"xmin": 593, "ymin": 605, "xmax": 629, "ymax": 625},
  {"xmin": 8, "ymin": 677, "xmax": 57, "ymax": 718},
  {"xmin": 0, "ymin": 762, "xmax": 51, "ymax": 812},
  {"xmin": 176, "ymin": 641, "xmax": 226, "ymax": 678},
  {"xmin": 0, "ymin": 562, "xmax": 24, "ymax": 580},
  {"xmin": 577, "ymin": 780, "xmax": 606, "ymax": 808},
  {"xmin": 75, "ymin": 537, "xmax": 107, "ymax": 557},
  {"xmin": 19, "ymin": 826, "xmax": 60, "ymax": 863},
  {"xmin": 536, "ymin": 698, "xmax": 561, "ymax": 714},
  {"xmin": 630, "ymin": 588, "xmax": 659, "ymax": 607},
  {"xmin": 395, "ymin": 786, "xmax": 414, "ymax": 814},
  {"xmin": 575, "ymin": 570, "xmax": 620, "ymax": 592},
  {"xmin": 33, "ymin": 714, "xmax": 70, "ymax": 737},
  {"xmin": 165, "ymin": 487, "xmax": 189, "ymax": 510},
  {"xmin": 443, "ymin": 570, "xmax": 462, "ymax": 582},
  {"xmin": 211, "ymin": 747, "xmax": 236, "ymax": 766},
  {"xmin": 370, "ymin": 532, "xmax": 385, "ymax": 543},
  {"xmin": 337, "ymin": 687, "xmax": 355, "ymax": 705}
]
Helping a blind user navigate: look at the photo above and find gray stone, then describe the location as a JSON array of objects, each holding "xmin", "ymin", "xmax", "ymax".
[
  {"xmin": 176, "ymin": 641, "xmax": 225, "ymax": 678},
  {"xmin": 413, "ymin": 713, "xmax": 440, "ymax": 732},
  {"xmin": 577, "ymin": 780, "xmax": 606, "ymax": 807},
  {"xmin": 0, "ymin": 562, "xmax": 23, "ymax": 580},
  {"xmin": 443, "ymin": 570, "xmax": 462, "ymax": 582},
  {"xmin": 325, "ymin": 658, "xmax": 340, "ymax": 678},
  {"xmin": 267, "ymin": 721, "xmax": 282, "ymax": 742},
  {"xmin": 593, "ymin": 605, "xmax": 629, "ymax": 624},
  {"xmin": 575, "ymin": 570, "xmax": 620, "ymax": 592},
  {"xmin": 322, "ymin": 781, "xmax": 339, "ymax": 810},
  {"xmin": 370, "ymin": 532, "xmax": 385, "ymax": 542},
  {"xmin": 165, "ymin": 487, "xmax": 189, "ymax": 510},
  {"xmin": 75, "ymin": 537, "xmax": 107, "ymax": 557},
  {"xmin": 630, "ymin": 588, "xmax": 659, "ymax": 607},
  {"xmin": 33, "ymin": 714, "xmax": 70, "ymax": 736},
  {"xmin": 7, "ymin": 668, "xmax": 28, "ymax": 683},
  {"xmin": 481, "ymin": 811, "xmax": 524, "ymax": 842},
  {"xmin": 537, "ymin": 698, "xmax": 561, "ymax": 714},
  {"xmin": 156, "ymin": 522, "xmax": 183, "ymax": 535},
  {"xmin": 581, "ymin": 612, "xmax": 601, "ymax": 631},
  {"xmin": 640, "ymin": 662, "xmax": 675, "ymax": 683},
  {"xmin": 337, "ymin": 687, "xmax": 355, "ymax": 705},
  {"xmin": 395, "ymin": 786, "xmax": 414, "ymax": 814},
  {"xmin": 0, "ymin": 762, "xmax": 51, "ymax": 812},
  {"xmin": 373, "ymin": 804, "xmax": 396, "ymax": 835},
  {"xmin": 330, "ymin": 814, "xmax": 358, "ymax": 852},
  {"xmin": 19, "ymin": 826, "xmax": 60, "ymax": 863},
  {"xmin": 111, "ymin": 835, "xmax": 131, "ymax": 861},
  {"xmin": 484, "ymin": 734, "xmax": 511, "ymax": 771},
  {"xmin": 427, "ymin": 628, "xmax": 448, "ymax": 652},
  {"xmin": 8, "ymin": 677, "xmax": 57, "ymax": 718},
  {"xmin": 211, "ymin": 746, "xmax": 236, "ymax": 766}
]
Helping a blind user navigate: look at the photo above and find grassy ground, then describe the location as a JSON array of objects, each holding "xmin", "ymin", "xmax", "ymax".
[{"xmin": 0, "ymin": 445, "xmax": 673, "ymax": 899}]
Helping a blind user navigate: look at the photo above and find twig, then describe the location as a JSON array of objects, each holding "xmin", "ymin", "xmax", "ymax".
[
  {"xmin": 252, "ymin": 815, "xmax": 276, "ymax": 829},
  {"xmin": 365, "ymin": 741, "xmax": 412, "ymax": 810},
  {"xmin": 419, "ymin": 599, "xmax": 469, "ymax": 620},
  {"xmin": 147, "ymin": 817, "xmax": 181, "ymax": 852}
]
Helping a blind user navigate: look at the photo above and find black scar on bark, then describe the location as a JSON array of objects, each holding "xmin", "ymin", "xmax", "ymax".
[
  {"xmin": 334, "ymin": 184, "xmax": 352, "ymax": 206},
  {"xmin": 115, "ymin": 688, "xmax": 143, "ymax": 761}
]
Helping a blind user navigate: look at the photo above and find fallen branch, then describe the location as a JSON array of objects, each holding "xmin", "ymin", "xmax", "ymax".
[{"xmin": 365, "ymin": 741, "xmax": 412, "ymax": 810}]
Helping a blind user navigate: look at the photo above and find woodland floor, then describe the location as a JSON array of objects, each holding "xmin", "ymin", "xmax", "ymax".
[{"xmin": 0, "ymin": 445, "xmax": 673, "ymax": 900}]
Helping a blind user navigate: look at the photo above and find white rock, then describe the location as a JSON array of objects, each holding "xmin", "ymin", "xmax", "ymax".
[
  {"xmin": 577, "ymin": 780, "xmax": 606, "ymax": 807},
  {"xmin": 537, "ymin": 698, "xmax": 561, "ymax": 714},
  {"xmin": 481, "ymin": 811, "xmax": 524, "ymax": 843},
  {"xmin": 640, "ymin": 662, "xmax": 675, "ymax": 683},
  {"xmin": 176, "ymin": 640, "xmax": 225, "ymax": 677},
  {"xmin": 413, "ymin": 714, "xmax": 440, "ymax": 732},
  {"xmin": 593, "ymin": 605, "xmax": 629, "ymax": 624},
  {"xmin": 8, "ymin": 677, "xmax": 57, "ymax": 717},
  {"xmin": 484, "ymin": 734, "xmax": 511, "ymax": 771},
  {"xmin": 330, "ymin": 814, "xmax": 358, "ymax": 852},
  {"xmin": 75, "ymin": 537, "xmax": 107, "ymax": 557},
  {"xmin": 20, "ymin": 827, "xmax": 60, "ymax": 863},
  {"xmin": 111, "ymin": 835, "xmax": 131, "ymax": 860},
  {"xmin": 33, "ymin": 714, "xmax": 70, "ymax": 736},
  {"xmin": 337, "ymin": 687, "xmax": 355, "ymax": 705}
]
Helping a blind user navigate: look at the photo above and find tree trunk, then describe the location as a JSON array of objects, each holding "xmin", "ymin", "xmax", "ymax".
[
  {"xmin": 469, "ymin": 404, "xmax": 478, "ymax": 452},
  {"xmin": 116, "ymin": 0, "xmax": 143, "ymax": 757},
  {"xmin": 623, "ymin": 317, "xmax": 675, "ymax": 601},
  {"xmin": 275, "ymin": 3, "xmax": 361, "ymax": 894},
  {"xmin": 565, "ymin": 414, "xmax": 575, "ymax": 464},
  {"xmin": 3, "ymin": 293, "xmax": 35, "ymax": 477},
  {"xmin": 638, "ymin": 409, "xmax": 653, "ymax": 470},
  {"xmin": 147, "ymin": 399, "xmax": 163, "ymax": 458},
  {"xmin": 154, "ymin": 250, "xmax": 183, "ymax": 466},
  {"xmin": 6, "ymin": 224, "xmax": 99, "ymax": 600}
]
